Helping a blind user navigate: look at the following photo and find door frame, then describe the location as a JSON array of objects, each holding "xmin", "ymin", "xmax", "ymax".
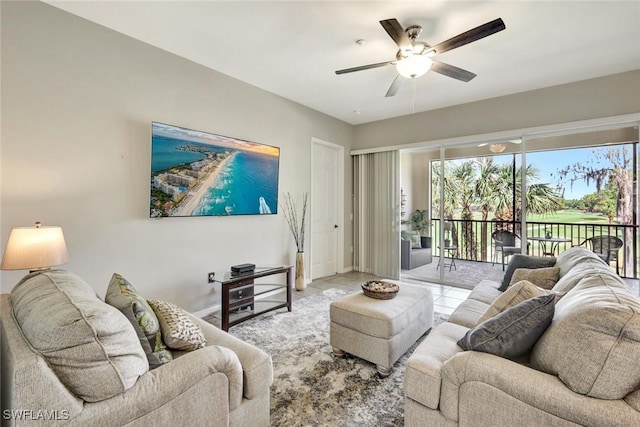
[{"xmin": 310, "ymin": 137, "xmax": 345, "ymax": 280}]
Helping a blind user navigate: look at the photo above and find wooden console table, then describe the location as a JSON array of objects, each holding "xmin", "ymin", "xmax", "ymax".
[{"xmin": 211, "ymin": 266, "xmax": 292, "ymax": 331}]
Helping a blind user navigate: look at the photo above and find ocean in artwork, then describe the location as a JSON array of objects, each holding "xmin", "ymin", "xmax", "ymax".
[
  {"xmin": 192, "ymin": 151, "xmax": 279, "ymax": 216},
  {"xmin": 150, "ymin": 124, "xmax": 279, "ymax": 217}
]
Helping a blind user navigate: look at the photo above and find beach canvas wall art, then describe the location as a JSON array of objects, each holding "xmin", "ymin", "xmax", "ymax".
[{"xmin": 150, "ymin": 122, "xmax": 280, "ymax": 218}]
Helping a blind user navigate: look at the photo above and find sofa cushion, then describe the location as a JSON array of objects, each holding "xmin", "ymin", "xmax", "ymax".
[
  {"xmin": 405, "ymin": 322, "xmax": 469, "ymax": 410},
  {"xmin": 509, "ymin": 267, "xmax": 560, "ymax": 290},
  {"xmin": 10, "ymin": 270, "xmax": 148, "ymax": 402},
  {"xmin": 477, "ymin": 280, "xmax": 551, "ymax": 325},
  {"xmin": 499, "ymin": 255, "xmax": 556, "ymax": 291},
  {"xmin": 149, "ymin": 300, "xmax": 206, "ymax": 351},
  {"xmin": 458, "ymin": 293, "xmax": 555, "ymax": 359},
  {"xmin": 467, "ymin": 279, "xmax": 502, "ymax": 305},
  {"xmin": 105, "ymin": 273, "xmax": 172, "ymax": 368},
  {"xmin": 448, "ymin": 298, "xmax": 491, "ymax": 329},
  {"xmin": 554, "ymin": 245, "xmax": 608, "ymax": 277},
  {"xmin": 531, "ymin": 273, "xmax": 640, "ymax": 399},
  {"xmin": 625, "ymin": 389, "xmax": 640, "ymax": 412},
  {"xmin": 552, "ymin": 262, "xmax": 624, "ymax": 296}
]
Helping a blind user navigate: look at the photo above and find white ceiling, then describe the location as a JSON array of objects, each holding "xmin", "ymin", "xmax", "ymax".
[{"xmin": 45, "ymin": 1, "xmax": 640, "ymax": 125}]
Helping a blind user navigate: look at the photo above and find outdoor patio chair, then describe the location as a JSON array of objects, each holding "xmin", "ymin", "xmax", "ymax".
[
  {"xmin": 579, "ymin": 235, "xmax": 623, "ymax": 274},
  {"xmin": 491, "ymin": 230, "xmax": 522, "ymax": 271}
]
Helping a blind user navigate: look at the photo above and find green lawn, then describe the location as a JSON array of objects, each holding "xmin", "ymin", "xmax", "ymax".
[
  {"xmin": 464, "ymin": 209, "xmax": 613, "ymax": 224},
  {"xmin": 526, "ymin": 209, "xmax": 613, "ymax": 225}
]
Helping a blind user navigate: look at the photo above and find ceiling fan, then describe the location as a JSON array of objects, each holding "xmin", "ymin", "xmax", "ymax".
[{"xmin": 335, "ymin": 17, "xmax": 506, "ymax": 97}]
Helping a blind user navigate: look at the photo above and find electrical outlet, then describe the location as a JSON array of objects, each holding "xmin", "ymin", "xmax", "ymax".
[{"xmin": 207, "ymin": 272, "xmax": 216, "ymax": 283}]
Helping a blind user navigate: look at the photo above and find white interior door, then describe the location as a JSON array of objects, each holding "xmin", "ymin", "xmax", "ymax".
[{"xmin": 311, "ymin": 139, "xmax": 343, "ymax": 279}]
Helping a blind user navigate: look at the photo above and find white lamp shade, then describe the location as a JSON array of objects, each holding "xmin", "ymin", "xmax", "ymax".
[
  {"xmin": 1, "ymin": 224, "xmax": 69, "ymax": 270},
  {"xmin": 395, "ymin": 54, "xmax": 433, "ymax": 79}
]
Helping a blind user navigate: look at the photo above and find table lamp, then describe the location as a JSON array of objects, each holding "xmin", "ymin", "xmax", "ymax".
[{"xmin": 1, "ymin": 222, "xmax": 69, "ymax": 272}]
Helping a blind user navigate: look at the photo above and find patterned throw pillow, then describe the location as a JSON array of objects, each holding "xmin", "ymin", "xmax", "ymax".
[
  {"xmin": 105, "ymin": 273, "xmax": 172, "ymax": 368},
  {"xmin": 148, "ymin": 300, "xmax": 206, "ymax": 351}
]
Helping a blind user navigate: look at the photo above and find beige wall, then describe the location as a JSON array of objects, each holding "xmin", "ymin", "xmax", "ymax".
[
  {"xmin": 353, "ymin": 70, "xmax": 640, "ymax": 150},
  {"xmin": 400, "ymin": 151, "xmax": 434, "ymax": 228},
  {"xmin": 0, "ymin": 1, "xmax": 354, "ymax": 313}
]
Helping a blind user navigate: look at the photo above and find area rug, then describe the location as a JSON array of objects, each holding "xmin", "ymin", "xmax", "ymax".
[{"xmin": 229, "ymin": 288, "xmax": 449, "ymax": 427}]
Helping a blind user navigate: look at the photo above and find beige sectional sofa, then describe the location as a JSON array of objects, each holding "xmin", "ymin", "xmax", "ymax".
[
  {"xmin": 1, "ymin": 270, "xmax": 273, "ymax": 426},
  {"xmin": 405, "ymin": 246, "xmax": 640, "ymax": 426}
]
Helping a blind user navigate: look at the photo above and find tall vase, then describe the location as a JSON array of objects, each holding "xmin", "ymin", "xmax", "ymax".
[{"xmin": 295, "ymin": 252, "xmax": 306, "ymax": 291}]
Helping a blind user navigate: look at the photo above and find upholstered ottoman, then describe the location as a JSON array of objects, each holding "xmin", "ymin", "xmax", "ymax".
[{"xmin": 330, "ymin": 283, "xmax": 433, "ymax": 376}]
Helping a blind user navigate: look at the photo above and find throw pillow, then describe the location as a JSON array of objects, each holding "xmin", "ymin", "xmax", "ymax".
[
  {"xmin": 476, "ymin": 280, "xmax": 551, "ymax": 325},
  {"xmin": 11, "ymin": 270, "xmax": 148, "ymax": 402},
  {"xmin": 105, "ymin": 273, "xmax": 172, "ymax": 368},
  {"xmin": 509, "ymin": 266, "xmax": 560, "ymax": 290},
  {"xmin": 458, "ymin": 293, "xmax": 555, "ymax": 359},
  {"xmin": 499, "ymin": 254, "xmax": 556, "ymax": 291},
  {"xmin": 408, "ymin": 231, "xmax": 422, "ymax": 249},
  {"xmin": 148, "ymin": 300, "xmax": 206, "ymax": 351}
]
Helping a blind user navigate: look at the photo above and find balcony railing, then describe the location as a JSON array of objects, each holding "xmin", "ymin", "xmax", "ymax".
[{"xmin": 429, "ymin": 218, "xmax": 638, "ymax": 278}]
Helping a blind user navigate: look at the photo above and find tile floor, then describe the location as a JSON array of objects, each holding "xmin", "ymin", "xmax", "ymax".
[
  {"xmin": 300, "ymin": 269, "xmax": 638, "ymax": 315},
  {"xmin": 297, "ymin": 270, "xmax": 470, "ymax": 316}
]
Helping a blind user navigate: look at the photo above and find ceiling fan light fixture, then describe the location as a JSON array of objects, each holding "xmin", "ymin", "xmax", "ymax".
[
  {"xmin": 489, "ymin": 143, "xmax": 507, "ymax": 153},
  {"xmin": 395, "ymin": 54, "xmax": 432, "ymax": 79}
]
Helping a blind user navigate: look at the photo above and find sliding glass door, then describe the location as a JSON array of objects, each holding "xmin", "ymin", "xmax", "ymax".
[
  {"xmin": 524, "ymin": 126, "xmax": 638, "ymax": 278},
  {"xmin": 400, "ymin": 122, "xmax": 639, "ymax": 288}
]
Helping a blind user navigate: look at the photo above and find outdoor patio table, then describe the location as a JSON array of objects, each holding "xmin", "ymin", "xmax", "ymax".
[
  {"xmin": 529, "ymin": 237, "xmax": 572, "ymax": 257},
  {"xmin": 436, "ymin": 246, "xmax": 457, "ymax": 271}
]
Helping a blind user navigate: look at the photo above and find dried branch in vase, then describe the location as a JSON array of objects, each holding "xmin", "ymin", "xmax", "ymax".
[{"xmin": 281, "ymin": 192, "xmax": 308, "ymax": 253}]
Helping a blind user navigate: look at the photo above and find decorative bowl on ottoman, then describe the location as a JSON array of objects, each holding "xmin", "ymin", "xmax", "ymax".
[{"xmin": 361, "ymin": 281, "xmax": 399, "ymax": 300}]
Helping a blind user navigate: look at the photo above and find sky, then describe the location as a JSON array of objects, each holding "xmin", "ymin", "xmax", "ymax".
[{"xmin": 495, "ymin": 144, "xmax": 632, "ymax": 200}]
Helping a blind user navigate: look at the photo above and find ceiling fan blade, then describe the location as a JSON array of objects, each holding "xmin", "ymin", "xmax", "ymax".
[
  {"xmin": 431, "ymin": 61, "xmax": 476, "ymax": 82},
  {"xmin": 385, "ymin": 75, "xmax": 402, "ymax": 97},
  {"xmin": 431, "ymin": 18, "xmax": 505, "ymax": 55},
  {"xmin": 380, "ymin": 18, "xmax": 413, "ymax": 54},
  {"xmin": 335, "ymin": 60, "xmax": 394, "ymax": 75}
]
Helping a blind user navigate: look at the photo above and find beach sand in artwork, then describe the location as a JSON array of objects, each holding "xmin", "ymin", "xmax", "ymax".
[{"xmin": 175, "ymin": 152, "xmax": 237, "ymax": 216}]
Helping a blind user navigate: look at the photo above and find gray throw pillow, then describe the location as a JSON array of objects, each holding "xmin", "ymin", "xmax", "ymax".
[
  {"xmin": 499, "ymin": 255, "xmax": 556, "ymax": 291},
  {"xmin": 457, "ymin": 293, "xmax": 555, "ymax": 359}
]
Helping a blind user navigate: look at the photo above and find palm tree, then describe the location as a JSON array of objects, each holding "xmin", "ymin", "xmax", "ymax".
[
  {"xmin": 433, "ymin": 156, "xmax": 562, "ymax": 263},
  {"xmin": 452, "ymin": 161, "xmax": 477, "ymax": 259},
  {"xmin": 493, "ymin": 163, "xmax": 563, "ymax": 232},
  {"xmin": 432, "ymin": 161, "xmax": 463, "ymax": 252},
  {"xmin": 475, "ymin": 158, "xmax": 500, "ymax": 260}
]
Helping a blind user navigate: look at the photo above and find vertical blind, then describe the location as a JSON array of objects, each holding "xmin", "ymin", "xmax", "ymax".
[{"xmin": 353, "ymin": 150, "xmax": 400, "ymax": 279}]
